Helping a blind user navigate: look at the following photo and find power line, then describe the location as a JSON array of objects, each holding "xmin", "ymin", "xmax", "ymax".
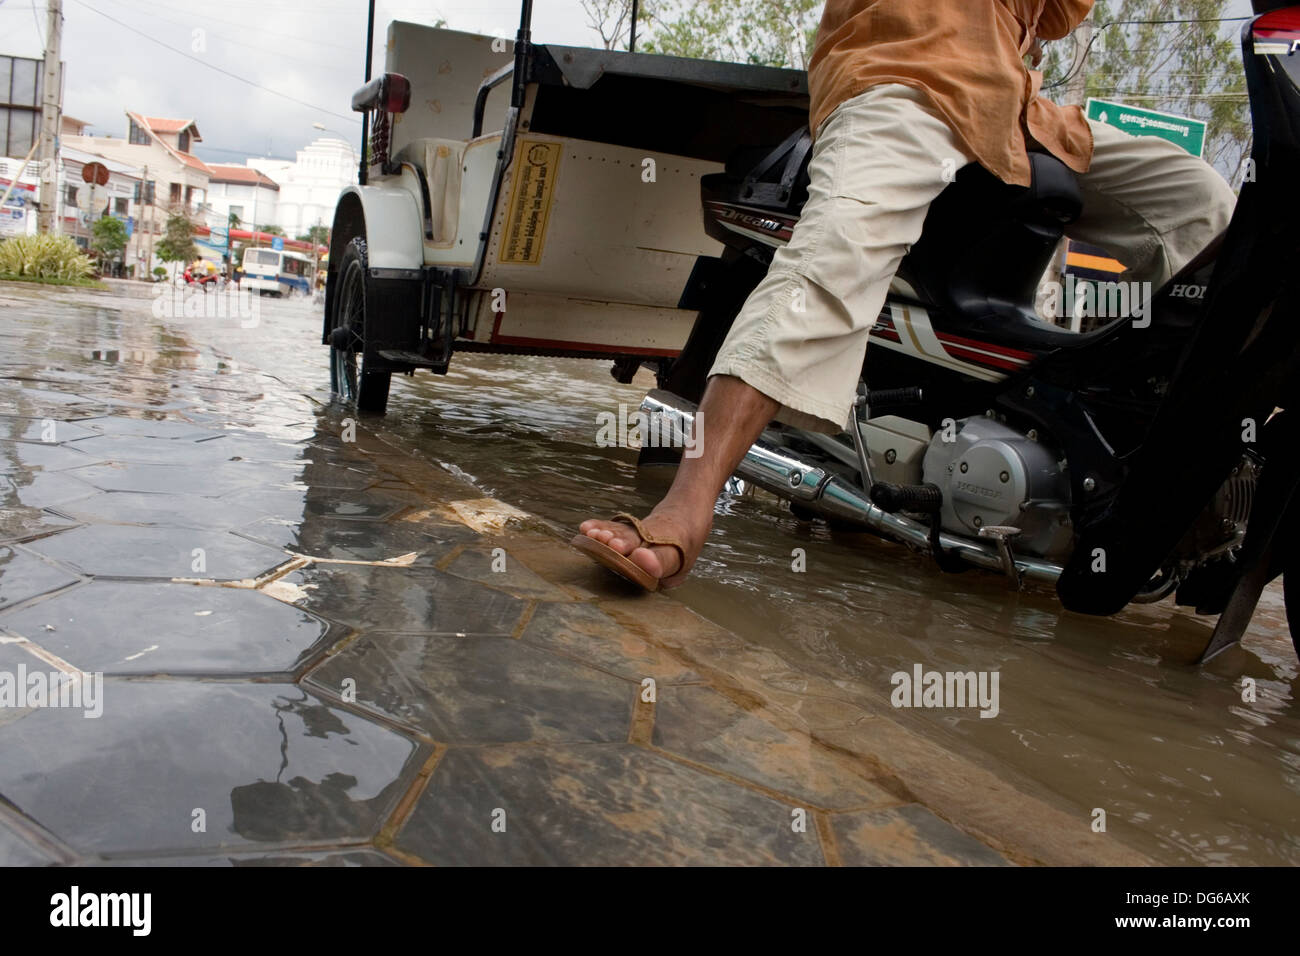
[
  {"xmin": 67, "ymin": 0, "xmax": 361, "ymax": 124},
  {"xmin": 1044, "ymin": 15, "xmax": 1253, "ymax": 91},
  {"xmin": 31, "ymin": 0, "xmax": 45, "ymax": 45}
]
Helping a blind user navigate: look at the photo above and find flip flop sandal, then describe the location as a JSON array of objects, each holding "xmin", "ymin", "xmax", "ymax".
[{"xmin": 570, "ymin": 512, "xmax": 688, "ymax": 592}]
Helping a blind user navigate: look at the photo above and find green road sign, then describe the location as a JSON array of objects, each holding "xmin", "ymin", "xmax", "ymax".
[{"xmin": 1086, "ymin": 98, "xmax": 1207, "ymax": 157}]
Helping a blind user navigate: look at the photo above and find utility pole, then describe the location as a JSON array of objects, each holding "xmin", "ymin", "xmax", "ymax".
[
  {"xmin": 36, "ymin": 0, "xmax": 63, "ymax": 234},
  {"xmin": 143, "ymin": 163, "xmax": 154, "ymax": 276}
]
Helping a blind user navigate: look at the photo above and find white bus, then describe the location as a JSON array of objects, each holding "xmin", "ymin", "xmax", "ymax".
[{"xmin": 242, "ymin": 248, "xmax": 312, "ymax": 297}]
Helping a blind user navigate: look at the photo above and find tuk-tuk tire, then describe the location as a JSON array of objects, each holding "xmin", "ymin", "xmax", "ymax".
[{"xmin": 329, "ymin": 236, "xmax": 391, "ymax": 414}]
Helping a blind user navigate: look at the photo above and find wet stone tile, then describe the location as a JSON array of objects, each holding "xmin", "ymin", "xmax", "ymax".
[
  {"xmin": 0, "ymin": 439, "xmax": 99, "ymax": 473},
  {"xmin": 651, "ymin": 685, "xmax": 895, "ymax": 811},
  {"xmin": 521, "ymin": 602, "xmax": 704, "ymax": 684},
  {"xmin": 52, "ymin": 491, "xmax": 266, "ymax": 532},
  {"xmin": 306, "ymin": 633, "xmax": 633, "ymax": 743},
  {"xmin": 0, "ymin": 506, "xmax": 79, "ymax": 545},
  {"xmin": 67, "ymin": 434, "xmax": 245, "ymax": 466},
  {"xmin": 395, "ymin": 745, "xmax": 826, "ymax": 865},
  {"xmin": 283, "ymin": 463, "xmax": 379, "ymax": 492},
  {"xmin": 0, "ymin": 681, "xmax": 424, "ymax": 856},
  {"xmin": 0, "ymin": 416, "xmax": 100, "ymax": 443},
  {"xmin": 1, "ymin": 579, "xmax": 344, "ymax": 676},
  {"xmin": 0, "ymin": 545, "xmax": 81, "ymax": 610},
  {"xmin": 235, "ymin": 515, "xmax": 475, "ymax": 565},
  {"xmin": 75, "ymin": 416, "xmax": 219, "ymax": 441},
  {"xmin": 831, "ymin": 804, "xmax": 1010, "ymax": 866},
  {"xmin": 285, "ymin": 564, "xmax": 527, "ymax": 635},
  {"xmin": 1, "ymin": 471, "xmax": 98, "ymax": 509},
  {"xmin": 65, "ymin": 461, "xmax": 262, "ymax": 497},
  {"xmin": 0, "ymin": 815, "xmax": 63, "ymax": 865},
  {"xmin": 443, "ymin": 545, "xmax": 575, "ymax": 601},
  {"xmin": 25, "ymin": 525, "xmax": 288, "ymax": 580}
]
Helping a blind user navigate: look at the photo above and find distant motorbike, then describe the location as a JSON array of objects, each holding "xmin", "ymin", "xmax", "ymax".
[{"xmin": 181, "ymin": 266, "xmax": 221, "ymax": 291}]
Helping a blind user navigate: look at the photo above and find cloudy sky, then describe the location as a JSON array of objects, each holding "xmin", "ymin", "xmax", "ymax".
[
  {"xmin": 0, "ymin": 0, "xmax": 1262, "ymax": 165},
  {"xmin": 0, "ymin": 0, "xmax": 606, "ymax": 163}
]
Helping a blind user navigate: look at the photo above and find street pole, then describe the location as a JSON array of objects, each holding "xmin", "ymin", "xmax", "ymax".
[{"xmin": 37, "ymin": 0, "xmax": 63, "ymax": 234}]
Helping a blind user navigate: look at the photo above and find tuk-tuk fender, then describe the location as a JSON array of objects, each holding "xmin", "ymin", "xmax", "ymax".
[
  {"xmin": 322, "ymin": 181, "xmax": 426, "ymax": 350},
  {"xmin": 334, "ymin": 182, "xmax": 424, "ymax": 271}
]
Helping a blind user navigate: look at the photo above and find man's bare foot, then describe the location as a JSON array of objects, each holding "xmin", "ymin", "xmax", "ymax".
[{"xmin": 577, "ymin": 506, "xmax": 712, "ymax": 588}]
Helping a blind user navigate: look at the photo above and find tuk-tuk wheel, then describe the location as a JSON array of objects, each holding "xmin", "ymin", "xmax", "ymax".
[{"xmin": 328, "ymin": 236, "xmax": 391, "ymax": 414}]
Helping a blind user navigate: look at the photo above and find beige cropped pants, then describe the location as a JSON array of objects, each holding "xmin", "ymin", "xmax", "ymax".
[{"xmin": 709, "ymin": 83, "xmax": 1236, "ymax": 433}]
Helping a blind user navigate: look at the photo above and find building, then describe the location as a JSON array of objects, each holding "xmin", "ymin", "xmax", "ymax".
[
  {"xmin": 205, "ymin": 164, "xmax": 280, "ymax": 232},
  {"xmin": 0, "ymin": 147, "xmax": 146, "ymax": 275},
  {"xmin": 66, "ymin": 114, "xmax": 214, "ymax": 276},
  {"xmin": 247, "ymin": 136, "xmax": 356, "ymax": 239}
]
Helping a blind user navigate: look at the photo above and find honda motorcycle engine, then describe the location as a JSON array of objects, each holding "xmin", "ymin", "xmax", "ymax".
[{"xmin": 920, "ymin": 418, "xmax": 1074, "ymax": 560}]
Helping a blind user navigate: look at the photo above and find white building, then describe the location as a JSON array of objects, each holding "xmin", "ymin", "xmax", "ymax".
[
  {"xmin": 205, "ymin": 164, "xmax": 281, "ymax": 231},
  {"xmin": 247, "ymin": 137, "xmax": 357, "ymax": 239}
]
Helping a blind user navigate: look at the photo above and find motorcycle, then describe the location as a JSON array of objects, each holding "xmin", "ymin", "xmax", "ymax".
[
  {"xmin": 181, "ymin": 265, "xmax": 222, "ymax": 292},
  {"xmin": 324, "ymin": 1, "xmax": 1300, "ymax": 662}
]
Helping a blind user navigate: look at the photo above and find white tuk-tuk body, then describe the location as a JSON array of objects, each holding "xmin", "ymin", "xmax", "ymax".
[{"xmin": 328, "ymin": 20, "xmax": 807, "ymax": 380}]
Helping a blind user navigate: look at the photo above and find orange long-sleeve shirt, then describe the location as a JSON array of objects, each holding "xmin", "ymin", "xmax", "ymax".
[{"xmin": 807, "ymin": 0, "xmax": 1095, "ymax": 186}]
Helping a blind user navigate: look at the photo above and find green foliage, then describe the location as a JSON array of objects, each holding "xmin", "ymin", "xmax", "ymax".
[
  {"xmin": 0, "ymin": 234, "xmax": 96, "ymax": 280},
  {"xmin": 155, "ymin": 214, "xmax": 198, "ymax": 265},
  {"xmin": 642, "ymin": 0, "xmax": 822, "ymax": 69},
  {"xmin": 1041, "ymin": 1, "xmax": 1250, "ymax": 181},
  {"xmin": 256, "ymin": 223, "xmax": 285, "ymax": 236},
  {"xmin": 91, "ymin": 216, "xmax": 128, "ymax": 266},
  {"xmin": 152, "ymin": 266, "xmax": 168, "ymax": 280},
  {"xmin": 296, "ymin": 225, "xmax": 330, "ymax": 246}
]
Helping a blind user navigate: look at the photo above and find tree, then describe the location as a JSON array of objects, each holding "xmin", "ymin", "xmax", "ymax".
[
  {"xmin": 642, "ymin": 0, "xmax": 822, "ymax": 69},
  {"xmin": 1041, "ymin": 1, "xmax": 1250, "ymax": 182},
  {"xmin": 296, "ymin": 225, "xmax": 330, "ymax": 247},
  {"xmin": 581, "ymin": 0, "xmax": 657, "ymax": 50},
  {"xmin": 155, "ymin": 213, "xmax": 198, "ymax": 276},
  {"xmin": 228, "ymin": 210, "xmax": 242, "ymax": 229},
  {"xmin": 90, "ymin": 216, "xmax": 128, "ymax": 272},
  {"xmin": 256, "ymin": 223, "xmax": 284, "ymax": 236}
]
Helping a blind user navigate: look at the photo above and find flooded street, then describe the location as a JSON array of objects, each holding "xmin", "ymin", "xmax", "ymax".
[
  {"xmin": 5, "ymin": 281, "xmax": 1298, "ymax": 866},
  {"xmin": 370, "ymin": 343, "xmax": 1300, "ymax": 866}
]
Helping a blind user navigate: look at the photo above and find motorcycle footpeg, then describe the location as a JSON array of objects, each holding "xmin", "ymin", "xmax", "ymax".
[{"xmin": 869, "ymin": 481, "xmax": 942, "ymax": 515}]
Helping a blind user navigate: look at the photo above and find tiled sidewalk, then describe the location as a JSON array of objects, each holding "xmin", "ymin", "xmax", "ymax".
[{"xmin": 0, "ymin": 283, "xmax": 1146, "ymax": 865}]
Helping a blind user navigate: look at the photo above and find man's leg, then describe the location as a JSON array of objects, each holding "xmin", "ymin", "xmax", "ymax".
[
  {"xmin": 578, "ymin": 375, "xmax": 777, "ymax": 584},
  {"xmin": 1067, "ymin": 120, "xmax": 1236, "ymax": 287},
  {"xmin": 578, "ymin": 83, "xmax": 974, "ymax": 587}
]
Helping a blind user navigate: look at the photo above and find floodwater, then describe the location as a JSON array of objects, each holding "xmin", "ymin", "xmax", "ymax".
[
  {"xmin": 368, "ymin": 344, "xmax": 1300, "ymax": 867},
  {"xmin": 12, "ymin": 284, "xmax": 1300, "ymax": 866}
]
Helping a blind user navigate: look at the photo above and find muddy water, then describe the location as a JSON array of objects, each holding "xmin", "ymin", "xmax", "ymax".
[
  {"xmin": 33, "ymin": 287, "xmax": 1299, "ymax": 865},
  {"xmin": 368, "ymin": 348, "xmax": 1300, "ymax": 866}
]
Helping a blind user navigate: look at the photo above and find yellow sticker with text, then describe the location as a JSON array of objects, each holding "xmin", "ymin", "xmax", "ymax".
[{"xmin": 499, "ymin": 139, "xmax": 561, "ymax": 265}]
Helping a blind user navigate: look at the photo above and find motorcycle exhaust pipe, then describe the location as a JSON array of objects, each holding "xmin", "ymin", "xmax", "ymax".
[{"xmin": 640, "ymin": 389, "xmax": 1063, "ymax": 586}]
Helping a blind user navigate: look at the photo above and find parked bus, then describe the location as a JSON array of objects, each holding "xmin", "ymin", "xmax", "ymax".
[{"xmin": 242, "ymin": 248, "xmax": 312, "ymax": 297}]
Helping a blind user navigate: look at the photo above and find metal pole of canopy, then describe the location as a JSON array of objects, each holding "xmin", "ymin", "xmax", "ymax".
[
  {"xmin": 360, "ymin": 0, "xmax": 376, "ymax": 185},
  {"xmin": 629, "ymin": 0, "xmax": 639, "ymax": 52},
  {"xmin": 512, "ymin": 0, "xmax": 534, "ymax": 109}
]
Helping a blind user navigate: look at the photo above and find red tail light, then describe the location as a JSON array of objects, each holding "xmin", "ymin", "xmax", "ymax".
[{"xmin": 1254, "ymin": 7, "xmax": 1300, "ymax": 53}]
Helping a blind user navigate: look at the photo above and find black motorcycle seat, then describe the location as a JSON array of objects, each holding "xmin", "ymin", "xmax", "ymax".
[{"xmin": 895, "ymin": 152, "xmax": 1106, "ymax": 352}]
